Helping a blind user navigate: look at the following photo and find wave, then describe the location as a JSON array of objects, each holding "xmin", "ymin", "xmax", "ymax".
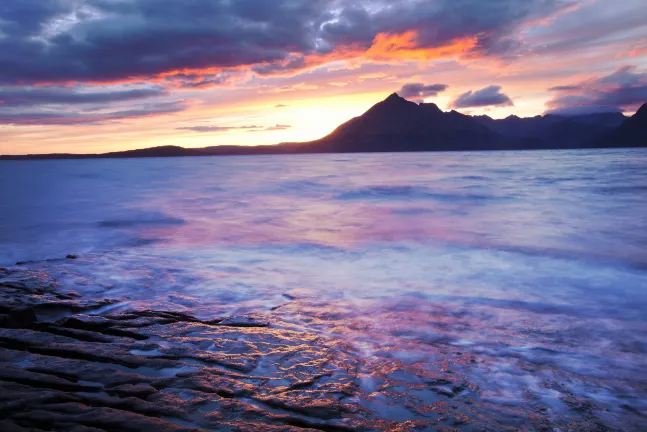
[
  {"xmin": 98, "ymin": 213, "xmax": 185, "ymax": 228},
  {"xmin": 336, "ymin": 185, "xmax": 495, "ymax": 202}
]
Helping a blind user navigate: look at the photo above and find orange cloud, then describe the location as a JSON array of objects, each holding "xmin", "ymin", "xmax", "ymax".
[
  {"xmin": 628, "ymin": 42, "xmax": 647, "ymax": 58},
  {"xmin": 365, "ymin": 31, "xmax": 477, "ymax": 62}
]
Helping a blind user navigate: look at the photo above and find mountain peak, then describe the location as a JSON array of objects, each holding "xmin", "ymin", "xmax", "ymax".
[
  {"xmin": 385, "ymin": 92, "xmax": 406, "ymax": 103},
  {"xmin": 634, "ymin": 103, "xmax": 647, "ymax": 119},
  {"xmin": 365, "ymin": 92, "xmax": 418, "ymax": 115},
  {"xmin": 419, "ymin": 102, "xmax": 443, "ymax": 114}
]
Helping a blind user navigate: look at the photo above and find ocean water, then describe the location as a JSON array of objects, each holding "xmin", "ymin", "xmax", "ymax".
[{"xmin": 1, "ymin": 149, "xmax": 647, "ymax": 428}]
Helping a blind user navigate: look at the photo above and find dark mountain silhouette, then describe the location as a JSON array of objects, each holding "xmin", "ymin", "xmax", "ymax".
[
  {"xmin": 473, "ymin": 112, "xmax": 626, "ymax": 148},
  {"xmin": 287, "ymin": 93, "xmax": 507, "ymax": 152},
  {"xmin": 1, "ymin": 95, "xmax": 645, "ymax": 160},
  {"xmin": 594, "ymin": 103, "xmax": 647, "ymax": 147}
]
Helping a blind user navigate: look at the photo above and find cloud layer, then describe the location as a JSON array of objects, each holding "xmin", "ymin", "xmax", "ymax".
[
  {"xmin": 0, "ymin": 101, "xmax": 187, "ymax": 125},
  {"xmin": 546, "ymin": 66, "xmax": 647, "ymax": 115},
  {"xmin": 0, "ymin": 0, "xmax": 577, "ymax": 85},
  {"xmin": 0, "ymin": 86, "xmax": 165, "ymax": 107}
]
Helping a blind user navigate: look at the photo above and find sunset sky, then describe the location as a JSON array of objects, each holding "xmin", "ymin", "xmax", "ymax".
[{"xmin": 1, "ymin": 0, "xmax": 646, "ymax": 155}]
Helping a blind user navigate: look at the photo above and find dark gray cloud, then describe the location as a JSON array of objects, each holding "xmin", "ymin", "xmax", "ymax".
[
  {"xmin": 0, "ymin": 86, "xmax": 165, "ymax": 107},
  {"xmin": 0, "ymin": 83, "xmax": 176, "ymax": 125},
  {"xmin": 0, "ymin": 0, "xmax": 72, "ymax": 37},
  {"xmin": 0, "ymin": 101, "xmax": 187, "ymax": 125},
  {"xmin": 452, "ymin": 85, "xmax": 514, "ymax": 108},
  {"xmin": 252, "ymin": 56, "xmax": 308, "ymax": 76},
  {"xmin": 398, "ymin": 83, "xmax": 448, "ymax": 102},
  {"xmin": 0, "ymin": 0, "xmax": 577, "ymax": 85},
  {"xmin": 168, "ymin": 72, "xmax": 237, "ymax": 89},
  {"xmin": 546, "ymin": 65, "xmax": 647, "ymax": 114}
]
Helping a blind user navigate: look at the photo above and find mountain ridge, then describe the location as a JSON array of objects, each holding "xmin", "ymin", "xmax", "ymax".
[{"xmin": 1, "ymin": 94, "xmax": 645, "ymax": 160}]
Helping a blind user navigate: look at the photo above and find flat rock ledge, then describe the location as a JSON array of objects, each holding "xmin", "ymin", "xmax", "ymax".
[
  {"xmin": 0, "ymin": 266, "xmax": 479, "ymax": 432},
  {"xmin": 5, "ymin": 265, "xmax": 615, "ymax": 431}
]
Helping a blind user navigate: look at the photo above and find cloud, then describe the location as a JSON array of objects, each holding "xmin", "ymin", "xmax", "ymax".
[
  {"xmin": 548, "ymin": 85, "xmax": 581, "ymax": 92},
  {"xmin": 0, "ymin": 83, "xmax": 177, "ymax": 126},
  {"xmin": 252, "ymin": 55, "xmax": 308, "ymax": 76},
  {"xmin": 0, "ymin": 0, "xmax": 578, "ymax": 86},
  {"xmin": 0, "ymin": 86, "xmax": 165, "ymax": 107},
  {"xmin": 177, "ymin": 125, "xmax": 262, "ymax": 133},
  {"xmin": 0, "ymin": 101, "xmax": 188, "ymax": 125},
  {"xmin": 518, "ymin": 1, "xmax": 647, "ymax": 60},
  {"xmin": 166, "ymin": 72, "xmax": 240, "ymax": 89},
  {"xmin": 262, "ymin": 83, "xmax": 319, "ymax": 93},
  {"xmin": 546, "ymin": 65, "xmax": 647, "ymax": 114},
  {"xmin": 451, "ymin": 85, "xmax": 514, "ymax": 108},
  {"xmin": 4, "ymin": 0, "xmax": 635, "ymax": 133},
  {"xmin": 248, "ymin": 124, "xmax": 291, "ymax": 132},
  {"xmin": 274, "ymin": 104, "xmax": 289, "ymax": 108},
  {"xmin": 398, "ymin": 83, "xmax": 448, "ymax": 102},
  {"xmin": 178, "ymin": 124, "xmax": 290, "ymax": 133}
]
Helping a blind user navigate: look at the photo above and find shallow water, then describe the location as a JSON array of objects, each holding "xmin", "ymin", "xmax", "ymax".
[{"xmin": 1, "ymin": 149, "xmax": 647, "ymax": 429}]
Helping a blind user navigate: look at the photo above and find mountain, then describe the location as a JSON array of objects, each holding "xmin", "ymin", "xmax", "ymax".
[
  {"xmin": 595, "ymin": 103, "xmax": 647, "ymax": 147},
  {"xmin": 1, "ymin": 95, "xmax": 645, "ymax": 160},
  {"xmin": 473, "ymin": 112, "xmax": 627, "ymax": 148},
  {"xmin": 286, "ymin": 93, "xmax": 508, "ymax": 152}
]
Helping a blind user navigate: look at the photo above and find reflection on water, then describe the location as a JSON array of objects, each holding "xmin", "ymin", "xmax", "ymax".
[{"xmin": 1, "ymin": 149, "xmax": 647, "ymax": 429}]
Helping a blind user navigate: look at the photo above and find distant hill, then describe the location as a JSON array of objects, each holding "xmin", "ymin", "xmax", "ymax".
[
  {"xmin": 1, "ymin": 96, "xmax": 645, "ymax": 160},
  {"xmin": 0, "ymin": 145, "xmax": 203, "ymax": 160}
]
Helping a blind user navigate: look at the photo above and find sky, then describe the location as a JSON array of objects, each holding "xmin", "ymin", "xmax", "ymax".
[{"xmin": 0, "ymin": 0, "xmax": 646, "ymax": 155}]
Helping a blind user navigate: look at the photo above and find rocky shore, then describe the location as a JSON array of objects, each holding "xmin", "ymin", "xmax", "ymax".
[
  {"xmin": 1, "ymin": 264, "xmax": 642, "ymax": 431},
  {"xmin": 0, "ymin": 265, "xmax": 483, "ymax": 432}
]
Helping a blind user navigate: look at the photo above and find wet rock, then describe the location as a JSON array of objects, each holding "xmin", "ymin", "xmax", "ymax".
[
  {"xmin": 0, "ymin": 364, "xmax": 102, "ymax": 393},
  {"xmin": 0, "ymin": 306, "xmax": 37, "ymax": 328},
  {"xmin": 0, "ymin": 419, "xmax": 48, "ymax": 432},
  {"xmin": 39, "ymin": 324, "xmax": 118, "ymax": 343},
  {"xmin": 6, "ymin": 265, "xmax": 624, "ymax": 431},
  {"xmin": 217, "ymin": 316, "xmax": 270, "ymax": 328},
  {"xmin": 0, "ymin": 269, "xmax": 378, "ymax": 430},
  {"xmin": 257, "ymin": 393, "xmax": 356, "ymax": 420},
  {"xmin": 0, "ymin": 315, "xmax": 11, "ymax": 327},
  {"xmin": 282, "ymin": 288, "xmax": 316, "ymax": 300},
  {"xmin": 109, "ymin": 384, "xmax": 158, "ymax": 398},
  {"xmin": 11, "ymin": 405, "xmax": 206, "ymax": 432}
]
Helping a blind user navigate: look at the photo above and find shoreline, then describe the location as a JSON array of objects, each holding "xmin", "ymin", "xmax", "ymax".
[
  {"xmin": 0, "ymin": 264, "xmax": 484, "ymax": 431},
  {"xmin": 1, "ymin": 144, "xmax": 646, "ymax": 162},
  {"xmin": 0, "ymin": 265, "xmax": 370, "ymax": 431},
  {"xmin": 1, "ymin": 261, "xmax": 644, "ymax": 431}
]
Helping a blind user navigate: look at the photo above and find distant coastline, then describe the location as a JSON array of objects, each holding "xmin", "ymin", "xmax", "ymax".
[{"xmin": 3, "ymin": 94, "xmax": 645, "ymax": 161}]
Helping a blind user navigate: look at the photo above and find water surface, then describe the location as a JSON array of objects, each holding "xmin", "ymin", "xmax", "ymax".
[{"xmin": 1, "ymin": 149, "xmax": 646, "ymax": 429}]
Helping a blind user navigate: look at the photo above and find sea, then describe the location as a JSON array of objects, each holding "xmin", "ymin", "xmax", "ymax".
[{"xmin": 1, "ymin": 148, "xmax": 646, "ymax": 429}]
